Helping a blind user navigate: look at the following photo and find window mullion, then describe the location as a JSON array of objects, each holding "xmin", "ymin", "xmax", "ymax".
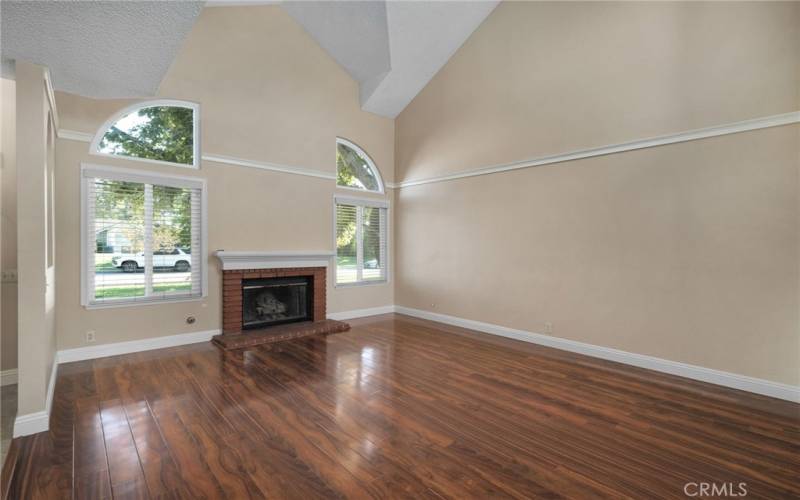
[
  {"xmin": 144, "ymin": 184, "xmax": 153, "ymax": 297},
  {"xmin": 356, "ymin": 205, "xmax": 364, "ymax": 282},
  {"xmin": 379, "ymin": 208, "xmax": 387, "ymax": 279}
]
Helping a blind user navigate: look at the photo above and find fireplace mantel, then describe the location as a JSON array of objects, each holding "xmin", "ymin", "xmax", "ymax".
[{"xmin": 215, "ymin": 250, "xmax": 334, "ymax": 270}]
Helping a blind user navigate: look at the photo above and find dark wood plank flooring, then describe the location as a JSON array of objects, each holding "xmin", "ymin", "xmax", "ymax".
[{"xmin": 6, "ymin": 313, "xmax": 800, "ymax": 499}]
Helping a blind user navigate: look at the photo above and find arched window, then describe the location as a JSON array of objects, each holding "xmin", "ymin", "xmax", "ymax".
[
  {"xmin": 336, "ymin": 138, "xmax": 384, "ymax": 193},
  {"xmin": 90, "ymin": 100, "xmax": 199, "ymax": 169}
]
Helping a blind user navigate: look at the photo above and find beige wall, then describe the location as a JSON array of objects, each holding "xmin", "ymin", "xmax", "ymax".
[
  {"xmin": 397, "ymin": 1, "xmax": 800, "ymax": 182},
  {"xmin": 1, "ymin": 78, "xmax": 17, "ymax": 372},
  {"xmin": 16, "ymin": 62, "xmax": 58, "ymax": 415},
  {"xmin": 395, "ymin": 2, "xmax": 800, "ymax": 385},
  {"xmin": 54, "ymin": 6, "xmax": 395, "ymax": 350}
]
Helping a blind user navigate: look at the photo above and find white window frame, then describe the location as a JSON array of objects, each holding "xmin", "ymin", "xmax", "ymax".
[
  {"xmin": 80, "ymin": 163, "xmax": 208, "ymax": 309},
  {"xmin": 333, "ymin": 195, "xmax": 390, "ymax": 287},
  {"xmin": 336, "ymin": 137, "xmax": 385, "ymax": 194},
  {"xmin": 89, "ymin": 99, "xmax": 201, "ymax": 169}
]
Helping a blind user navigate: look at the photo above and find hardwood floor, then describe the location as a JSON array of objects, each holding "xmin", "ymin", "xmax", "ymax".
[{"xmin": 6, "ymin": 313, "xmax": 799, "ymax": 499}]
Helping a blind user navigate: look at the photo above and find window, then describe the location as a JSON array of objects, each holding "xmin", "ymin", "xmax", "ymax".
[
  {"xmin": 81, "ymin": 164, "xmax": 206, "ymax": 307},
  {"xmin": 335, "ymin": 196, "xmax": 388, "ymax": 285},
  {"xmin": 90, "ymin": 100, "xmax": 199, "ymax": 168},
  {"xmin": 336, "ymin": 138, "xmax": 384, "ymax": 193}
]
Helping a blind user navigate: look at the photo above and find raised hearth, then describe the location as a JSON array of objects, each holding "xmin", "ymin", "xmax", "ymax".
[
  {"xmin": 213, "ymin": 251, "xmax": 349, "ymax": 349},
  {"xmin": 212, "ymin": 319, "xmax": 350, "ymax": 350}
]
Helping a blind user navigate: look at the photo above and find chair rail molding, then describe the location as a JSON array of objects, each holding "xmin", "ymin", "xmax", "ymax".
[{"xmin": 394, "ymin": 111, "xmax": 800, "ymax": 188}]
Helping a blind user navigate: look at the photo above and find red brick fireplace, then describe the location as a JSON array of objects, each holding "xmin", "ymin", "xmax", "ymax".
[
  {"xmin": 212, "ymin": 251, "xmax": 350, "ymax": 350},
  {"xmin": 221, "ymin": 266, "xmax": 327, "ymax": 334}
]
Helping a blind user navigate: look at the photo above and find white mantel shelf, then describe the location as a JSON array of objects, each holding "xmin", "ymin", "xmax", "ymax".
[{"xmin": 215, "ymin": 251, "xmax": 334, "ymax": 270}]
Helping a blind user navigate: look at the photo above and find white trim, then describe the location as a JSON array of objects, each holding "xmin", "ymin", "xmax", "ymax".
[
  {"xmin": 202, "ymin": 153, "xmax": 335, "ymax": 180},
  {"xmin": 54, "ymin": 136, "xmax": 337, "ymax": 182},
  {"xmin": 59, "ymin": 112, "xmax": 798, "ymax": 187},
  {"xmin": 13, "ymin": 354, "xmax": 58, "ymax": 437},
  {"xmin": 0, "ymin": 368, "xmax": 18, "ymax": 386},
  {"xmin": 57, "ymin": 329, "xmax": 219, "ymax": 364},
  {"xmin": 334, "ymin": 194, "xmax": 390, "ymax": 209},
  {"xmin": 336, "ymin": 137, "xmax": 385, "ymax": 194},
  {"xmin": 58, "ymin": 129, "xmax": 94, "ymax": 142},
  {"xmin": 327, "ymin": 305, "xmax": 395, "ymax": 320},
  {"xmin": 333, "ymin": 196, "xmax": 390, "ymax": 287},
  {"xmin": 80, "ymin": 163, "xmax": 209, "ymax": 308},
  {"xmin": 44, "ymin": 68, "xmax": 59, "ymax": 131},
  {"xmin": 395, "ymin": 111, "xmax": 800, "ymax": 188},
  {"xmin": 84, "ymin": 295, "xmax": 206, "ymax": 311},
  {"xmin": 12, "ymin": 329, "xmax": 216, "ymax": 437},
  {"xmin": 394, "ymin": 306, "xmax": 800, "ymax": 403},
  {"xmin": 13, "ymin": 411, "xmax": 49, "ymax": 437},
  {"xmin": 81, "ymin": 163, "xmax": 205, "ymax": 189},
  {"xmin": 89, "ymin": 99, "xmax": 201, "ymax": 170},
  {"xmin": 215, "ymin": 250, "xmax": 334, "ymax": 270}
]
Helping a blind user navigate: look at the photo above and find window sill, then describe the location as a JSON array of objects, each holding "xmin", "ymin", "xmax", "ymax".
[
  {"xmin": 334, "ymin": 279, "xmax": 389, "ymax": 289},
  {"xmin": 85, "ymin": 295, "xmax": 205, "ymax": 310}
]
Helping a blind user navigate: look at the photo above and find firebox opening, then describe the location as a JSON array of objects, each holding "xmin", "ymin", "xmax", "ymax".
[{"xmin": 242, "ymin": 276, "xmax": 313, "ymax": 330}]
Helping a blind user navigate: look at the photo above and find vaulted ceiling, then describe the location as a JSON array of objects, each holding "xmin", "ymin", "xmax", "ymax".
[
  {"xmin": 282, "ymin": 1, "xmax": 499, "ymax": 117},
  {"xmin": 1, "ymin": 0, "xmax": 498, "ymax": 118}
]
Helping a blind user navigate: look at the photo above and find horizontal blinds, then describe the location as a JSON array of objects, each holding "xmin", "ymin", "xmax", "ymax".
[
  {"xmin": 335, "ymin": 201, "xmax": 387, "ymax": 285},
  {"xmin": 361, "ymin": 205, "xmax": 386, "ymax": 281},
  {"xmin": 89, "ymin": 179, "xmax": 147, "ymax": 303},
  {"xmin": 336, "ymin": 204, "xmax": 358, "ymax": 285},
  {"xmin": 86, "ymin": 173, "xmax": 203, "ymax": 305}
]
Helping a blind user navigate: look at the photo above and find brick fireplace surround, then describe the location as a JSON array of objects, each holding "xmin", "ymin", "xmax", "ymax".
[
  {"xmin": 212, "ymin": 263, "xmax": 350, "ymax": 350},
  {"xmin": 221, "ymin": 266, "xmax": 327, "ymax": 334}
]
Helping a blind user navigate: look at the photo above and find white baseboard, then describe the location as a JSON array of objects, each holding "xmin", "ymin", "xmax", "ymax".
[
  {"xmin": 13, "ymin": 410, "xmax": 49, "ymax": 437},
  {"xmin": 13, "ymin": 354, "xmax": 59, "ymax": 437},
  {"xmin": 394, "ymin": 306, "xmax": 800, "ymax": 403},
  {"xmin": 1, "ymin": 368, "xmax": 18, "ymax": 386},
  {"xmin": 57, "ymin": 329, "xmax": 219, "ymax": 364},
  {"xmin": 13, "ymin": 330, "xmax": 218, "ymax": 437},
  {"xmin": 328, "ymin": 305, "xmax": 396, "ymax": 321}
]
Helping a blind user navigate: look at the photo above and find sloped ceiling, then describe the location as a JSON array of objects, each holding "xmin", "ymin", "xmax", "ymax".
[
  {"xmin": 1, "ymin": 0, "xmax": 497, "ymax": 117},
  {"xmin": 283, "ymin": 0, "xmax": 499, "ymax": 118},
  {"xmin": 1, "ymin": 0, "xmax": 204, "ymax": 98}
]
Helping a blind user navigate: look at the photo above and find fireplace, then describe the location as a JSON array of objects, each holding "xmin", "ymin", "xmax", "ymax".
[
  {"xmin": 220, "ymin": 266, "xmax": 327, "ymax": 334},
  {"xmin": 242, "ymin": 276, "xmax": 312, "ymax": 329},
  {"xmin": 212, "ymin": 254, "xmax": 350, "ymax": 350}
]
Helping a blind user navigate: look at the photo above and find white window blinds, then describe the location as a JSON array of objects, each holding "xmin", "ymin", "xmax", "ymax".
[
  {"xmin": 335, "ymin": 196, "xmax": 388, "ymax": 285},
  {"xmin": 82, "ymin": 165, "xmax": 206, "ymax": 306}
]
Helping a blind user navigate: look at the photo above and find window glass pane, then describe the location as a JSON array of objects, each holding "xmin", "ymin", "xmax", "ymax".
[
  {"xmin": 98, "ymin": 106, "xmax": 194, "ymax": 165},
  {"xmin": 336, "ymin": 141, "xmax": 380, "ymax": 191},
  {"xmin": 152, "ymin": 184, "xmax": 193, "ymax": 296},
  {"xmin": 362, "ymin": 206, "xmax": 384, "ymax": 281},
  {"xmin": 93, "ymin": 180, "xmax": 146, "ymax": 301},
  {"xmin": 336, "ymin": 204, "xmax": 358, "ymax": 284}
]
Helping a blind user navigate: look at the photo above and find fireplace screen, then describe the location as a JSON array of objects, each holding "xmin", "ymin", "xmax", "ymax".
[{"xmin": 242, "ymin": 276, "xmax": 312, "ymax": 329}]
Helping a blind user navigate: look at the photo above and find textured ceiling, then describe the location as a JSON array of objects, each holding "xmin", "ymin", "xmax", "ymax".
[
  {"xmin": 1, "ymin": 0, "xmax": 204, "ymax": 98},
  {"xmin": 283, "ymin": 0, "xmax": 499, "ymax": 118},
  {"xmin": 1, "ymin": 0, "xmax": 497, "ymax": 116}
]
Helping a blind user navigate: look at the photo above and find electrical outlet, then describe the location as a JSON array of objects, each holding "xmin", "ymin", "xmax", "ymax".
[
  {"xmin": 1, "ymin": 269, "xmax": 18, "ymax": 283},
  {"xmin": 85, "ymin": 330, "xmax": 96, "ymax": 343},
  {"xmin": 544, "ymin": 322, "xmax": 553, "ymax": 335}
]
